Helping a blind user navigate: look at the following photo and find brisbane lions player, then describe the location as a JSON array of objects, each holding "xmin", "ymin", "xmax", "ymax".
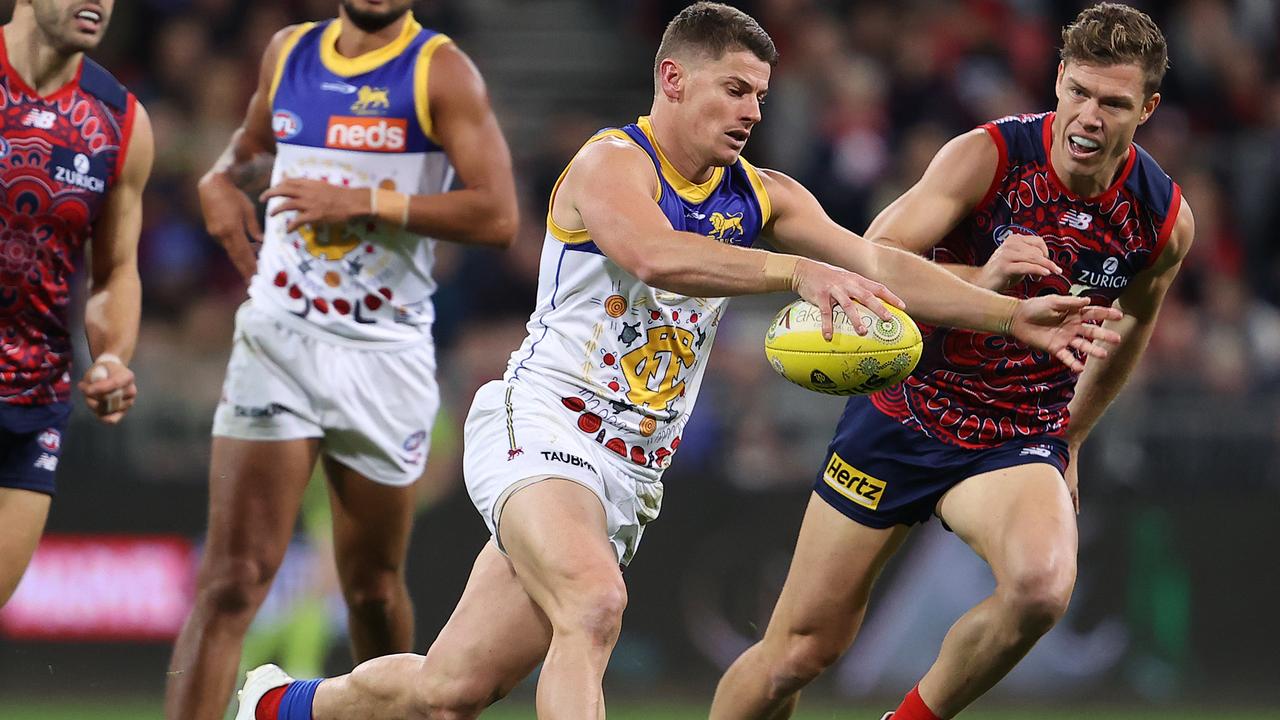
[
  {"xmin": 0, "ymin": 0, "xmax": 153, "ymax": 608},
  {"xmin": 713, "ymin": 4, "xmax": 1192, "ymax": 720}
]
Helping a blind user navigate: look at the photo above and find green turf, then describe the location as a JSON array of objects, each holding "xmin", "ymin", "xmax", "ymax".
[{"xmin": 7, "ymin": 700, "xmax": 1278, "ymax": 720}]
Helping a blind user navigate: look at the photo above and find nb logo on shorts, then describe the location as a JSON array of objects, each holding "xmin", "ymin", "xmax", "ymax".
[
  {"xmin": 823, "ymin": 451, "xmax": 886, "ymax": 510},
  {"xmin": 1019, "ymin": 444, "xmax": 1053, "ymax": 458}
]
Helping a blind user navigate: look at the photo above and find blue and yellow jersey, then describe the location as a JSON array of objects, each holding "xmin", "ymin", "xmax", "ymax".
[
  {"xmin": 250, "ymin": 17, "xmax": 454, "ymax": 345},
  {"xmin": 505, "ymin": 116, "xmax": 770, "ymax": 480}
]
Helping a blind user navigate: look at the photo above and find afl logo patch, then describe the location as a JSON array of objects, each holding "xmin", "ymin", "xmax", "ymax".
[
  {"xmin": 403, "ymin": 430, "xmax": 427, "ymax": 452},
  {"xmin": 37, "ymin": 429, "xmax": 61, "ymax": 452},
  {"xmin": 273, "ymin": 110, "xmax": 302, "ymax": 140},
  {"xmin": 993, "ymin": 224, "xmax": 1036, "ymax": 245}
]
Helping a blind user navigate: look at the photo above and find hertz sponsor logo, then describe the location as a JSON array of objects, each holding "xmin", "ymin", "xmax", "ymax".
[
  {"xmin": 325, "ymin": 116, "xmax": 407, "ymax": 152},
  {"xmin": 822, "ymin": 451, "xmax": 886, "ymax": 510}
]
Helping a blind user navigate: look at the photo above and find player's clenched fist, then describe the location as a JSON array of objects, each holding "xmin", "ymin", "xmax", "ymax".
[{"xmin": 78, "ymin": 356, "xmax": 137, "ymax": 425}]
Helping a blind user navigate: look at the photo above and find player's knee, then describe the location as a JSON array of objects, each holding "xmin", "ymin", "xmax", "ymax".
[
  {"xmin": 556, "ymin": 576, "xmax": 628, "ymax": 647},
  {"xmin": 196, "ymin": 556, "xmax": 277, "ymax": 619},
  {"xmin": 768, "ymin": 632, "xmax": 845, "ymax": 696},
  {"xmin": 342, "ymin": 569, "xmax": 406, "ymax": 618},
  {"xmin": 1000, "ymin": 562, "xmax": 1076, "ymax": 633}
]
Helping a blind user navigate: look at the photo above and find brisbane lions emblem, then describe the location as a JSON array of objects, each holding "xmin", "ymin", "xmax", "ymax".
[{"xmin": 707, "ymin": 212, "xmax": 744, "ymax": 243}]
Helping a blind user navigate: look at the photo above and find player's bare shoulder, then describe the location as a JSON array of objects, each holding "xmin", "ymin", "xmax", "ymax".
[
  {"xmin": 423, "ymin": 39, "xmax": 481, "ymax": 104},
  {"xmin": 550, "ymin": 135, "xmax": 656, "ymax": 230},
  {"xmin": 923, "ymin": 127, "xmax": 1003, "ymax": 203}
]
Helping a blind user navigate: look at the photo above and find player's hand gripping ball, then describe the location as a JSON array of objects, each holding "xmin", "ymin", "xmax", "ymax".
[{"xmin": 764, "ymin": 299, "xmax": 923, "ymax": 395}]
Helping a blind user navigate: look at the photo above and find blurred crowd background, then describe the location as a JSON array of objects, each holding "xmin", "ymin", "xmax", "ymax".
[{"xmin": 1, "ymin": 0, "xmax": 1277, "ymax": 714}]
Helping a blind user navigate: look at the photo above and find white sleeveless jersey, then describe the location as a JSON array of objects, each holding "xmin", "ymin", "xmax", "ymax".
[
  {"xmin": 249, "ymin": 18, "xmax": 454, "ymax": 345},
  {"xmin": 505, "ymin": 117, "xmax": 771, "ymax": 481}
]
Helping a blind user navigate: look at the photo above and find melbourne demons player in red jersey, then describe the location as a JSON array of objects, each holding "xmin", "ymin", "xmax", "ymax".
[
  {"xmin": 713, "ymin": 5, "xmax": 1192, "ymax": 720},
  {"xmin": 0, "ymin": 0, "xmax": 153, "ymax": 608}
]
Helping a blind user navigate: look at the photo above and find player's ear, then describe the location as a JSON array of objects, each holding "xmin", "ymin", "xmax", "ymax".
[
  {"xmin": 1054, "ymin": 61, "xmax": 1066, "ymax": 96},
  {"xmin": 657, "ymin": 57, "xmax": 684, "ymax": 101},
  {"xmin": 1138, "ymin": 91, "xmax": 1160, "ymax": 125}
]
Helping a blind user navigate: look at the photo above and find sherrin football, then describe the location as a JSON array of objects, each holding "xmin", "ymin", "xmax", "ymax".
[{"xmin": 764, "ymin": 299, "xmax": 923, "ymax": 396}]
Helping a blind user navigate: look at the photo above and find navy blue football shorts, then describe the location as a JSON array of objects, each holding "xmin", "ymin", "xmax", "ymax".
[
  {"xmin": 813, "ymin": 396, "xmax": 1069, "ymax": 529},
  {"xmin": 0, "ymin": 401, "xmax": 72, "ymax": 496}
]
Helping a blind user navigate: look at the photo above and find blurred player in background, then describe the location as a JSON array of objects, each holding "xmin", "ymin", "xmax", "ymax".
[
  {"xmin": 711, "ymin": 4, "xmax": 1193, "ymax": 719},
  {"xmin": 0, "ymin": 0, "xmax": 152, "ymax": 607},
  {"xmin": 162, "ymin": 0, "xmax": 517, "ymax": 717},
  {"xmin": 229, "ymin": 4, "xmax": 1121, "ymax": 719}
]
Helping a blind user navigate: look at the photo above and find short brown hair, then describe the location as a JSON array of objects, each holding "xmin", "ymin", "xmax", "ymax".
[
  {"xmin": 654, "ymin": 2, "xmax": 778, "ymax": 84},
  {"xmin": 1061, "ymin": 2, "xmax": 1169, "ymax": 97}
]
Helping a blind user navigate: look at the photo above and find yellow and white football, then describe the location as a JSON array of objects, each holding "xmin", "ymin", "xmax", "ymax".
[{"xmin": 764, "ymin": 299, "xmax": 923, "ymax": 396}]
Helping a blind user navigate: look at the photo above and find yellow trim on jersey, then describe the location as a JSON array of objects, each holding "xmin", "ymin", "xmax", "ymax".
[
  {"xmin": 269, "ymin": 23, "xmax": 316, "ymax": 105},
  {"xmin": 546, "ymin": 129, "xmax": 660, "ymax": 244},
  {"xmin": 413, "ymin": 34, "xmax": 453, "ymax": 144},
  {"xmin": 636, "ymin": 116, "xmax": 724, "ymax": 204},
  {"xmin": 320, "ymin": 16, "xmax": 422, "ymax": 77},
  {"xmin": 739, "ymin": 157, "xmax": 772, "ymax": 227}
]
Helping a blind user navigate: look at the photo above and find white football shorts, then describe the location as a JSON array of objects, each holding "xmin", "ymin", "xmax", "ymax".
[
  {"xmin": 463, "ymin": 379, "xmax": 663, "ymax": 565},
  {"xmin": 212, "ymin": 301, "xmax": 439, "ymax": 487}
]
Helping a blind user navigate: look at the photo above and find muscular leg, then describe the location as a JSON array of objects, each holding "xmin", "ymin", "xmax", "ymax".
[
  {"xmin": 500, "ymin": 478, "xmax": 627, "ymax": 719},
  {"xmin": 710, "ymin": 494, "xmax": 910, "ymax": 720},
  {"xmin": 312, "ymin": 541, "xmax": 552, "ymax": 719},
  {"xmin": 0, "ymin": 487, "xmax": 51, "ymax": 607},
  {"xmin": 165, "ymin": 437, "xmax": 319, "ymax": 720},
  {"xmin": 323, "ymin": 457, "xmax": 416, "ymax": 661},
  {"xmin": 916, "ymin": 464, "xmax": 1077, "ymax": 718}
]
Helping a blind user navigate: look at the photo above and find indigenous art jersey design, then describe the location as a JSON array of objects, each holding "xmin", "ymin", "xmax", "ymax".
[
  {"xmin": 0, "ymin": 33, "xmax": 136, "ymax": 405},
  {"xmin": 506, "ymin": 116, "xmax": 770, "ymax": 481},
  {"xmin": 873, "ymin": 112, "xmax": 1181, "ymax": 448},
  {"xmin": 251, "ymin": 18, "xmax": 454, "ymax": 345}
]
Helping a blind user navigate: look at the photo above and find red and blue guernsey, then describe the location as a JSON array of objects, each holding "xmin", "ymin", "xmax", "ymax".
[
  {"xmin": 872, "ymin": 112, "xmax": 1181, "ymax": 448},
  {"xmin": 0, "ymin": 32, "xmax": 136, "ymax": 407}
]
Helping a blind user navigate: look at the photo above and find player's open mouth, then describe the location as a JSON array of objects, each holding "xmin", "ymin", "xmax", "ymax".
[
  {"xmin": 726, "ymin": 129, "xmax": 749, "ymax": 145},
  {"xmin": 74, "ymin": 7, "xmax": 103, "ymax": 33},
  {"xmin": 1067, "ymin": 134, "xmax": 1101, "ymax": 159}
]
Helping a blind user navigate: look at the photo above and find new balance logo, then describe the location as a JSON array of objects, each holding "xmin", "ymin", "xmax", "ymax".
[
  {"xmin": 34, "ymin": 453, "xmax": 59, "ymax": 471},
  {"xmin": 1019, "ymin": 444, "xmax": 1053, "ymax": 458},
  {"xmin": 22, "ymin": 109, "xmax": 56, "ymax": 129},
  {"xmin": 1059, "ymin": 210, "xmax": 1093, "ymax": 230}
]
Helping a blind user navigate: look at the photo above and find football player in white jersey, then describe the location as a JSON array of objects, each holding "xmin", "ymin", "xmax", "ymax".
[
  {"xmin": 231, "ymin": 4, "xmax": 1121, "ymax": 719},
  {"xmin": 164, "ymin": 1, "xmax": 518, "ymax": 719}
]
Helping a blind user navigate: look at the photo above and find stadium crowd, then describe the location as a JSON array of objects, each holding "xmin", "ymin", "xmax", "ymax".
[{"xmin": 69, "ymin": 0, "xmax": 1280, "ymax": 494}]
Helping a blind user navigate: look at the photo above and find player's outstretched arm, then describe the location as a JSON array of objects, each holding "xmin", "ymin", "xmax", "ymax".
[
  {"xmin": 760, "ymin": 164, "xmax": 1120, "ymax": 368},
  {"xmin": 564, "ymin": 138, "xmax": 901, "ymax": 339},
  {"xmin": 198, "ymin": 25, "xmax": 296, "ymax": 281},
  {"xmin": 1062, "ymin": 199, "xmax": 1195, "ymax": 508},
  {"xmin": 864, "ymin": 129, "xmax": 1060, "ymax": 290},
  {"xmin": 81, "ymin": 102, "xmax": 155, "ymax": 424},
  {"xmin": 259, "ymin": 42, "xmax": 519, "ymax": 247}
]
